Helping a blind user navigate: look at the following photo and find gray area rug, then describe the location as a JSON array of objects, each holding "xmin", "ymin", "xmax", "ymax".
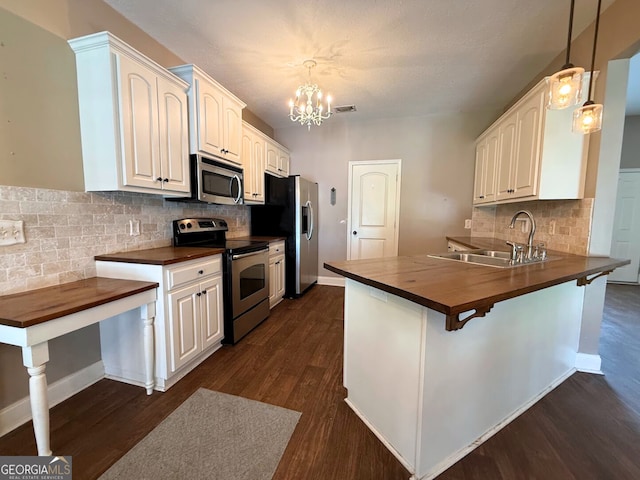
[{"xmin": 99, "ymin": 388, "xmax": 301, "ymax": 480}]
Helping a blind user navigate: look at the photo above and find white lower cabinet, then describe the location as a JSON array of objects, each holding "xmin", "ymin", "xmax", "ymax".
[
  {"xmin": 268, "ymin": 240, "xmax": 286, "ymax": 308},
  {"xmin": 168, "ymin": 275, "xmax": 223, "ymax": 371},
  {"xmin": 96, "ymin": 255, "xmax": 224, "ymax": 391}
]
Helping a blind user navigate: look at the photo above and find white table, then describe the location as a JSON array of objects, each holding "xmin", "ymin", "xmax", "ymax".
[{"xmin": 0, "ymin": 277, "xmax": 158, "ymax": 456}]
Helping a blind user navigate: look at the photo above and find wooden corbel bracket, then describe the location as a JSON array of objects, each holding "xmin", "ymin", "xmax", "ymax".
[
  {"xmin": 446, "ymin": 304, "xmax": 494, "ymax": 331},
  {"xmin": 577, "ymin": 269, "xmax": 614, "ymax": 286}
]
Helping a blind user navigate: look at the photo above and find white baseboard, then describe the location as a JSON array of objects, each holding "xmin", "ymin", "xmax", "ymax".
[
  {"xmin": 347, "ymin": 368, "xmax": 575, "ymax": 480},
  {"xmin": 318, "ymin": 276, "xmax": 345, "ymax": 287},
  {"xmin": 0, "ymin": 361, "xmax": 105, "ymax": 437},
  {"xmin": 575, "ymin": 353, "xmax": 603, "ymax": 374}
]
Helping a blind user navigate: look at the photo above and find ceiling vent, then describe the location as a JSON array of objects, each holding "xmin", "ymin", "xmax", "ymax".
[{"xmin": 334, "ymin": 105, "xmax": 357, "ymax": 113}]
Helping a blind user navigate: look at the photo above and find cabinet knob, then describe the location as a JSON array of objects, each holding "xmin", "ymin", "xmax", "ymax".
[
  {"xmin": 196, "ymin": 292, "xmax": 201, "ymax": 297},
  {"xmin": 479, "ymin": 195, "xmax": 485, "ymax": 199},
  {"xmin": 156, "ymin": 177, "xmax": 163, "ymax": 182},
  {"xmin": 198, "ymin": 270, "xmax": 204, "ymax": 274},
  {"xmin": 201, "ymin": 290, "xmax": 207, "ymax": 295},
  {"xmin": 163, "ymin": 178, "xmax": 169, "ymax": 183}
]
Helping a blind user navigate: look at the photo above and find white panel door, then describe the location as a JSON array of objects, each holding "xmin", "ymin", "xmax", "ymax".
[
  {"xmin": 118, "ymin": 55, "xmax": 159, "ymax": 189},
  {"xmin": 609, "ymin": 170, "xmax": 640, "ymax": 283},
  {"xmin": 348, "ymin": 161, "xmax": 401, "ymax": 260},
  {"xmin": 200, "ymin": 276, "xmax": 224, "ymax": 349},
  {"xmin": 157, "ymin": 76, "xmax": 190, "ymax": 193},
  {"xmin": 168, "ymin": 283, "xmax": 201, "ymax": 371}
]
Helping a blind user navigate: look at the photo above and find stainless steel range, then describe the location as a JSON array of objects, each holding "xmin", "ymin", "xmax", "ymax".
[{"xmin": 172, "ymin": 218, "xmax": 270, "ymax": 345}]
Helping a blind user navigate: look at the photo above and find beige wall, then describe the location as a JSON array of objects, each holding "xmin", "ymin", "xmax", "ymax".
[
  {"xmin": 276, "ymin": 112, "xmax": 497, "ymax": 278},
  {"xmin": 621, "ymin": 116, "xmax": 640, "ymax": 168}
]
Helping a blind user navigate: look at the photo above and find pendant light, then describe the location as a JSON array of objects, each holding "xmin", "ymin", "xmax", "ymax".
[
  {"xmin": 547, "ymin": 0, "xmax": 584, "ymax": 110},
  {"xmin": 573, "ymin": 0, "xmax": 603, "ymax": 134}
]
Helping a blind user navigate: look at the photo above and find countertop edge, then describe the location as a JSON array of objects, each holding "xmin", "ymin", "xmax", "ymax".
[{"xmin": 324, "ymin": 256, "xmax": 629, "ymax": 316}]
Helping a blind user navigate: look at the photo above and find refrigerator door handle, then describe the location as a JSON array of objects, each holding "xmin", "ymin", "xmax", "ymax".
[{"xmin": 306, "ymin": 201, "xmax": 314, "ymax": 240}]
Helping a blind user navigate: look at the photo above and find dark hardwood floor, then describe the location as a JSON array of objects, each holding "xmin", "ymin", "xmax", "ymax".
[{"xmin": 0, "ymin": 283, "xmax": 638, "ymax": 479}]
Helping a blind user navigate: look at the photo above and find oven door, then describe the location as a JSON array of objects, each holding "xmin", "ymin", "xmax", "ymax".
[
  {"xmin": 197, "ymin": 155, "xmax": 243, "ymax": 205},
  {"xmin": 230, "ymin": 248, "xmax": 269, "ymax": 318}
]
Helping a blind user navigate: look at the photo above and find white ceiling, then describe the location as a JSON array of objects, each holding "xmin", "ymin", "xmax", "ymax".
[{"xmin": 103, "ymin": 0, "xmax": 639, "ymax": 129}]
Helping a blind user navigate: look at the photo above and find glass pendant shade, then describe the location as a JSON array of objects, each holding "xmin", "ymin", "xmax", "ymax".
[
  {"xmin": 547, "ymin": 66, "xmax": 584, "ymax": 109},
  {"xmin": 572, "ymin": 102, "xmax": 603, "ymax": 134}
]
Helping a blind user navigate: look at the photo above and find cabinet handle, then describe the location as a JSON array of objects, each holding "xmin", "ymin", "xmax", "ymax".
[
  {"xmin": 163, "ymin": 178, "xmax": 169, "ymax": 183},
  {"xmin": 156, "ymin": 177, "xmax": 163, "ymax": 182},
  {"xmin": 275, "ymin": 261, "xmax": 280, "ymax": 265},
  {"xmin": 197, "ymin": 292, "xmax": 201, "ymax": 297},
  {"xmin": 198, "ymin": 270, "xmax": 204, "ymax": 274},
  {"xmin": 201, "ymin": 290, "xmax": 207, "ymax": 295},
  {"xmin": 479, "ymin": 195, "xmax": 485, "ymax": 199}
]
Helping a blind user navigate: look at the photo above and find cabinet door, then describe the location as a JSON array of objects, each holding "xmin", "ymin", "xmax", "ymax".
[
  {"xmin": 200, "ymin": 276, "xmax": 224, "ymax": 350},
  {"xmin": 253, "ymin": 134, "xmax": 265, "ymax": 202},
  {"xmin": 167, "ymin": 283, "xmax": 201, "ymax": 372},
  {"xmin": 195, "ymin": 78, "xmax": 224, "ymax": 157},
  {"xmin": 265, "ymin": 141, "xmax": 279, "ymax": 174},
  {"xmin": 275, "ymin": 254, "xmax": 285, "ymax": 301},
  {"xmin": 495, "ymin": 110, "xmax": 517, "ymax": 201},
  {"xmin": 118, "ymin": 55, "xmax": 160, "ymax": 190},
  {"xmin": 278, "ymin": 150, "xmax": 290, "ymax": 177},
  {"xmin": 512, "ymin": 89, "xmax": 544, "ymax": 199},
  {"xmin": 473, "ymin": 139, "xmax": 488, "ymax": 204},
  {"xmin": 157, "ymin": 76, "xmax": 190, "ymax": 193},
  {"xmin": 223, "ymin": 100, "xmax": 243, "ymax": 164},
  {"xmin": 241, "ymin": 130, "xmax": 254, "ymax": 198},
  {"xmin": 268, "ymin": 256, "xmax": 277, "ymax": 308}
]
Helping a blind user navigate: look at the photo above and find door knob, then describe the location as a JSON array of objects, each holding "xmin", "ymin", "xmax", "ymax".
[{"xmin": 352, "ymin": 230, "xmax": 357, "ymax": 235}]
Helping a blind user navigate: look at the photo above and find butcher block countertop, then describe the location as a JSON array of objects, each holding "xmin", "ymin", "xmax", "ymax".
[
  {"xmin": 0, "ymin": 277, "xmax": 158, "ymax": 328},
  {"xmin": 95, "ymin": 246, "xmax": 224, "ymax": 265},
  {"xmin": 324, "ymin": 243, "xmax": 629, "ymax": 330}
]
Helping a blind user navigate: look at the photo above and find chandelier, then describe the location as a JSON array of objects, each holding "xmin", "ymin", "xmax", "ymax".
[{"xmin": 288, "ymin": 60, "xmax": 332, "ymax": 129}]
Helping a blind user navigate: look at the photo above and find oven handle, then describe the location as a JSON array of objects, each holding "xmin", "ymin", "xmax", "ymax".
[{"xmin": 231, "ymin": 248, "xmax": 269, "ymax": 261}]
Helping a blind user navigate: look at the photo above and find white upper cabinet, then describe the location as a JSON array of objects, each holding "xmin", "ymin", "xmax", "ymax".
[
  {"xmin": 68, "ymin": 32, "xmax": 190, "ymax": 195},
  {"xmin": 265, "ymin": 138, "xmax": 291, "ymax": 178},
  {"xmin": 241, "ymin": 121, "xmax": 266, "ymax": 204},
  {"xmin": 473, "ymin": 75, "xmax": 592, "ymax": 205},
  {"xmin": 169, "ymin": 64, "xmax": 246, "ymax": 165}
]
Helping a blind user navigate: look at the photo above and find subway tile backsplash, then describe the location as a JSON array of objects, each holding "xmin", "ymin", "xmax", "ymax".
[
  {"xmin": 0, "ymin": 185, "xmax": 250, "ymax": 294},
  {"xmin": 471, "ymin": 199, "xmax": 593, "ymax": 256}
]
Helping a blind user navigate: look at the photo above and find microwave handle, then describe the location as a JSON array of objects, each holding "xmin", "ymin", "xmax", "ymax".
[{"xmin": 231, "ymin": 175, "xmax": 242, "ymax": 204}]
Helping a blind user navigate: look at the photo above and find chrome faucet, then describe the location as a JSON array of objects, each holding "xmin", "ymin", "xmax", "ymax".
[{"xmin": 508, "ymin": 210, "xmax": 536, "ymax": 260}]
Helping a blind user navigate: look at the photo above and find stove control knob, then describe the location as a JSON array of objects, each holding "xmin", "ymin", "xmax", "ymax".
[
  {"xmin": 187, "ymin": 222, "xmax": 192, "ymax": 228},
  {"xmin": 179, "ymin": 223, "xmax": 186, "ymax": 230}
]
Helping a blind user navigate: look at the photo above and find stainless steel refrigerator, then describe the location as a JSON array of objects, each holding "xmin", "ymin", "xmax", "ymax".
[{"xmin": 250, "ymin": 175, "xmax": 318, "ymax": 297}]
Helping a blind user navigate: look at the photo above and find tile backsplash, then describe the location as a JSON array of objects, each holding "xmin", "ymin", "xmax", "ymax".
[
  {"xmin": 0, "ymin": 185, "xmax": 250, "ymax": 294},
  {"xmin": 471, "ymin": 198, "xmax": 594, "ymax": 255}
]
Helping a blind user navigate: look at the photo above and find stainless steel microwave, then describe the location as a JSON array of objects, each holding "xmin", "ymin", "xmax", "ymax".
[{"xmin": 174, "ymin": 154, "xmax": 244, "ymax": 205}]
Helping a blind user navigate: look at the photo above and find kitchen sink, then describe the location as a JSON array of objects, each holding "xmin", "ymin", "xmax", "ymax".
[{"xmin": 428, "ymin": 249, "xmax": 554, "ymax": 268}]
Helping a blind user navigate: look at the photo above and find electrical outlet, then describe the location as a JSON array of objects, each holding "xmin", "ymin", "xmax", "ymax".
[
  {"xmin": 549, "ymin": 220, "xmax": 556, "ymax": 235},
  {"xmin": 0, "ymin": 220, "xmax": 25, "ymax": 246},
  {"xmin": 129, "ymin": 219, "xmax": 141, "ymax": 236},
  {"xmin": 464, "ymin": 219, "xmax": 472, "ymax": 229}
]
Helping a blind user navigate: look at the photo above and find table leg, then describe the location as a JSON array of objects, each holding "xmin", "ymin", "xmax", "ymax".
[
  {"xmin": 22, "ymin": 343, "xmax": 51, "ymax": 456},
  {"xmin": 141, "ymin": 302, "xmax": 156, "ymax": 395}
]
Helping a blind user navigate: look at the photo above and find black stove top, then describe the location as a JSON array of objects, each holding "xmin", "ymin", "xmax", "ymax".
[{"xmin": 172, "ymin": 218, "xmax": 268, "ymax": 255}]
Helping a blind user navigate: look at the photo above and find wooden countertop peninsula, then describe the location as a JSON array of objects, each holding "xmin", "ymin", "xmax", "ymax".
[
  {"xmin": 95, "ymin": 246, "xmax": 224, "ymax": 265},
  {"xmin": 324, "ymin": 245, "xmax": 629, "ymax": 331},
  {"xmin": 0, "ymin": 277, "xmax": 158, "ymax": 328}
]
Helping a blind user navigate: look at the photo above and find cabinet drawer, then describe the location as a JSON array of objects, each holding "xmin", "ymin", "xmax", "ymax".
[
  {"xmin": 167, "ymin": 256, "xmax": 222, "ymax": 290},
  {"xmin": 269, "ymin": 240, "xmax": 285, "ymax": 257}
]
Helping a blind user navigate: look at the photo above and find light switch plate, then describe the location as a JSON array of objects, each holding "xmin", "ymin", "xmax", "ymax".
[{"xmin": 0, "ymin": 220, "xmax": 25, "ymax": 246}]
